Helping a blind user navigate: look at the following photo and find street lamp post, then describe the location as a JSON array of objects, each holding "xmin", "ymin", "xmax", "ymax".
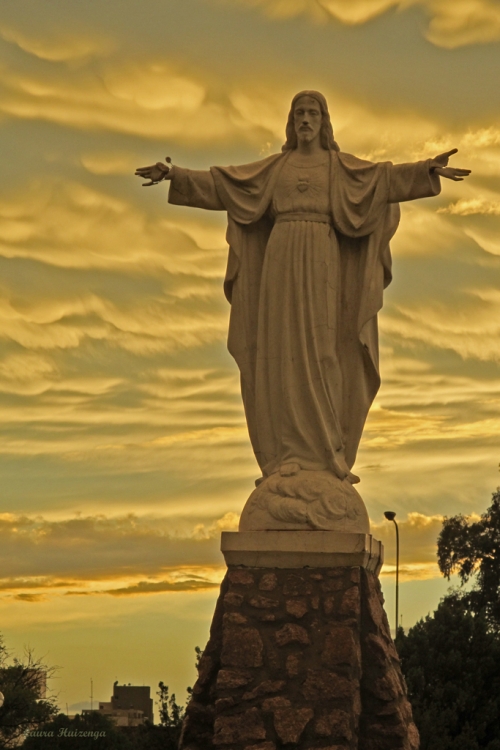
[{"xmin": 384, "ymin": 511, "xmax": 399, "ymax": 637}]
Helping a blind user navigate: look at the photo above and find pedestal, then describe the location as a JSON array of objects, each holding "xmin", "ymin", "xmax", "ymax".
[
  {"xmin": 180, "ymin": 533, "xmax": 419, "ymax": 750},
  {"xmin": 221, "ymin": 531, "xmax": 384, "ymax": 573}
]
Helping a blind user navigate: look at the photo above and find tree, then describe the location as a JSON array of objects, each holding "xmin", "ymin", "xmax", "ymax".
[
  {"xmin": 395, "ymin": 488, "xmax": 500, "ymax": 748},
  {"xmin": 397, "ymin": 596, "xmax": 500, "ymax": 750},
  {"xmin": 156, "ymin": 682, "xmax": 185, "ymax": 732},
  {"xmin": 437, "ymin": 488, "xmax": 500, "ymax": 629},
  {"xmin": 0, "ymin": 636, "xmax": 58, "ymax": 749}
]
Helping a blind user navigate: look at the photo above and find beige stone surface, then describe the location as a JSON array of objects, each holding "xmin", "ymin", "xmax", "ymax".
[
  {"xmin": 220, "ymin": 530, "xmax": 384, "ymax": 573},
  {"xmin": 239, "ymin": 467, "xmax": 370, "ymax": 533},
  {"xmin": 136, "ymin": 92, "xmax": 468, "ymax": 538},
  {"xmin": 166, "ymin": 91, "xmax": 443, "ymax": 532}
]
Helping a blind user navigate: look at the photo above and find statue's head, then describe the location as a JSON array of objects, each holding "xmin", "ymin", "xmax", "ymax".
[{"xmin": 282, "ymin": 90, "xmax": 339, "ymax": 152}]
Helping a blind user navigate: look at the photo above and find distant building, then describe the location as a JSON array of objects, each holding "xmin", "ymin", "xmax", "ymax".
[
  {"xmin": 95, "ymin": 703, "xmax": 146, "ymax": 727},
  {"xmin": 90, "ymin": 682, "xmax": 154, "ymax": 726}
]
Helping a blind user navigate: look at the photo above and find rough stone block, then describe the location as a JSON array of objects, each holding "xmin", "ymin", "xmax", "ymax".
[
  {"xmin": 301, "ymin": 670, "xmax": 353, "ymax": 701},
  {"xmin": 283, "ymin": 574, "xmax": 313, "ymax": 596},
  {"xmin": 249, "ymin": 595, "xmax": 280, "ymax": 609},
  {"xmin": 324, "ymin": 595, "xmax": 335, "ymax": 615},
  {"xmin": 224, "ymin": 592, "xmax": 244, "ymax": 608},
  {"xmin": 213, "ymin": 708, "xmax": 266, "ymax": 745},
  {"xmin": 285, "ymin": 653, "xmax": 301, "ymax": 677},
  {"xmin": 196, "ymin": 653, "xmax": 214, "ymax": 686},
  {"xmin": 321, "ymin": 577, "xmax": 347, "ymax": 592},
  {"xmin": 322, "ymin": 626, "xmax": 359, "ymax": 667},
  {"xmin": 259, "ymin": 572, "xmax": 278, "ymax": 591},
  {"xmin": 215, "ymin": 697, "xmax": 235, "ymax": 713},
  {"xmin": 339, "ymin": 586, "xmax": 360, "ymax": 617},
  {"xmin": 364, "ymin": 633, "xmax": 389, "ymax": 665},
  {"xmin": 222, "ymin": 627, "xmax": 263, "ymax": 668},
  {"xmin": 256, "ymin": 613, "xmax": 279, "ymax": 622},
  {"xmin": 275, "ymin": 623, "xmax": 310, "ymax": 646},
  {"xmin": 243, "ymin": 680, "xmax": 286, "ymax": 701},
  {"xmin": 273, "ymin": 707, "xmax": 313, "ymax": 744},
  {"xmin": 314, "ymin": 709, "xmax": 352, "ymax": 740},
  {"xmin": 229, "ymin": 570, "xmax": 255, "ymax": 586},
  {"xmin": 216, "ymin": 669, "xmax": 253, "ymax": 690},
  {"xmin": 369, "ymin": 673, "xmax": 402, "ymax": 703},
  {"xmin": 224, "ymin": 612, "xmax": 248, "ymax": 625},
  {"xmin": 262, "ymin": 696, "xmax": 291, "ymax": 711},
  {"xmin": 285, "ymin": 598, "xmax": 309, "ymax": 618}
]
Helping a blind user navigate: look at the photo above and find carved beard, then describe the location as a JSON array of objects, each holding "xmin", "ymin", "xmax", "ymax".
[{"xmin": 297, "ymin": 128, "xmax": 315, "ymax": 143}]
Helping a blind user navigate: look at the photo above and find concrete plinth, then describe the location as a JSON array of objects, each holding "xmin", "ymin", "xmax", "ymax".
[
  {"xmin": 221, "ymin": 531, "xmax": 384, "ymax": 574},
  {"xmin": 179, "ymin": 561, "xmax": 419, "ymax": 750}
]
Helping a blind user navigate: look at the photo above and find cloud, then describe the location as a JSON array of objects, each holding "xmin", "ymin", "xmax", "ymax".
[
  {"xmin": 227, "ymin": 0, "xmax": 500, "ymax": 47},
  {"xmin": 0, "ymin": 176, "xmax": 232, "ymax": 367},
  {"xmin": 0, "ymin": 507, "xmax": 452, "ymax": 601},
  {"xmin": 0, "ymin": 26, "xmax": 114, "ymax": 62},
  {"xmin": 13, "ymin": 593, "xmax": 46, "ymax": 602},
  {"xmin": 423, "ymin": 0, "xmax": 500, "ymax": 48},
  {"xmin": 0, "ymin": 53, "xmax": 277, "ymax": 145},
  {"xmin": 0, "ymin": 511, "xmax": 239, "ymax": 599},
  {"xmin": 83, "ymin": 578, "xmax": 221, "ymax": 597},
  {"xmin": 438, "ymin": 198, "xmax": 500, "ymax": 216},
  {"xmin": 80, "ymin": 152, "xmax": 142, "ymax": 176},
  {"xmin": 0, "ymin": 507, "xmax": 453, "ymax": 602}
]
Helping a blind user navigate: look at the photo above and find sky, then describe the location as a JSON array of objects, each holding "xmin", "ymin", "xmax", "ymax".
[{"xmin": 1, "ymin": 0, "xmax": 500, "ymax": 715}]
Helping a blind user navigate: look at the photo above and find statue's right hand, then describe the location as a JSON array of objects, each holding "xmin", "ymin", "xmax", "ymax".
[{"xmin": 134, "ymin": 158, "xmax": 173, "ymax": 187}]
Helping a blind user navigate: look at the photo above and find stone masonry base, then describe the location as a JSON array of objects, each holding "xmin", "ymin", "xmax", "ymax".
[{"xmin": 180, "ymin": 567, "xmax": 419, "ymax": 750}]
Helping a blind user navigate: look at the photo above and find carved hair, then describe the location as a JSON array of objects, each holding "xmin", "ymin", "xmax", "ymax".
[{"xmin": 282, "ymin": 90, "xmax": 340, "ymax": 152}]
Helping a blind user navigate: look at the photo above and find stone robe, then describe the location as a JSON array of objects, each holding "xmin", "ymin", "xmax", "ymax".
[{"xmin": 168, "ymin": 150, "xmax": 440, "ymax": 483}]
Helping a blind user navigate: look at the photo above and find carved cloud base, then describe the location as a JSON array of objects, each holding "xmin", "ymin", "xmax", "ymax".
[
  {"xmin": 179, "ymin": 565, "xmax": 419, "ymax": 750},
  {"xmin": 239, "ymin": 469, "xmax": 370, "ymax": 533}
]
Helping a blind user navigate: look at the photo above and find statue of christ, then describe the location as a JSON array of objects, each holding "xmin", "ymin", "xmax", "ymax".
[{"xmin": 136, "ymin": 91, "xmax": 470, "ymax": 533}]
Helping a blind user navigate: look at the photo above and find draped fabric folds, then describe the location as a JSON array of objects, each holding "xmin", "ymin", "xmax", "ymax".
[{"xmin": 168, "ymin": 150, "xmax": 440, "ymax": 478}]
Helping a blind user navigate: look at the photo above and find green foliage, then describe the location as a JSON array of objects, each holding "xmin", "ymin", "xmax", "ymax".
[
  {"xmin": 0, "ymin": 637, "xmax": 58, "ymax": 749},
  {"xmin": 396, "ymin": 489, "xmax": 500, "ymax": 749},
  {"xmin": 397, "ymin": 596, "xmax": 500, "ymax": 750},
  {"xmin": 437, "ymin": 488, "xmax": 500, "ymax": 628},
  {"xmin": 153, "ymin": 681, "xmax": 185, "ymax": 748}
]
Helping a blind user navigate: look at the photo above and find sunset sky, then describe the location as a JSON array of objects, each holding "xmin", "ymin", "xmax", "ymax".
[{"xmin": 1, "ymin": 0, "xmax": 500, "ymax": 714}]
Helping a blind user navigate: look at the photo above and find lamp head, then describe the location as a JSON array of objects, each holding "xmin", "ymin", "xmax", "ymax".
[{"xmin": 384, "ymin": 511, "xmax": 396, "ymax": 521}]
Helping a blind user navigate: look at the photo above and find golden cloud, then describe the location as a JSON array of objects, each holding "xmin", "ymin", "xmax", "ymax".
[
  {"xmin": 92, "ymin": 578, "xmax": 221, "ymax": 597},
  {"xmin": 382, "ymin": 295, "xmax": 500, "ymax": 363},
  {"xmin": 227, "ymin": 0, "xmax": 500, "ymax": 47},
  {"xmin": 0, "ymin": 26, "xmax": 114, "ymax": 62},
  {"xmin": 0, "ymin": 54, "xmax": 276, "ymax": 145},
  {"xmin": 438, "ymin": 198, "xmax": 500, "ymax": 216},
  {"xmin": 13, "ymin": 593, "xmax": 46, "ymax": 602},
  {"xmin": 424, "ymin": 0, "xmax": 500, "ymax": 48},
  {"xmin": 0, "ymin": 508, "xmax": 450, "ymax": 602}
]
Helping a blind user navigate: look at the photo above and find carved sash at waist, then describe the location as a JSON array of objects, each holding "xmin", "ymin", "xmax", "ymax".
[{"xmin": 274, "ymin": 212, "xmax": 332, "ymax": 224}]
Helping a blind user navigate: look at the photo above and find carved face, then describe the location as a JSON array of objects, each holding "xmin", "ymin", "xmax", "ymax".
[{"xmin": 293, "ymin": 95, "xmax": 322, "ymax": 145}]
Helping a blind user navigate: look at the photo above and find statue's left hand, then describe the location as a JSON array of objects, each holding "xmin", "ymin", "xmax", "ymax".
[
  {"xmin": 431, "ymin": 149, "xmax": 471, "ymax": 181},
  {"xmin": 135, "ymin": 157, "xmax": 173, "ymax": 186}
]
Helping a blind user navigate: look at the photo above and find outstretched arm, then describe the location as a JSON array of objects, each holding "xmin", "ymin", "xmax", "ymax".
[
  {"xmin": 388, "ymin": 148, "xmax": 471, "ymax": 203},
  {"xmin": 135, "ymin": 157, "xmax": 224, "ymax": 211}
]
